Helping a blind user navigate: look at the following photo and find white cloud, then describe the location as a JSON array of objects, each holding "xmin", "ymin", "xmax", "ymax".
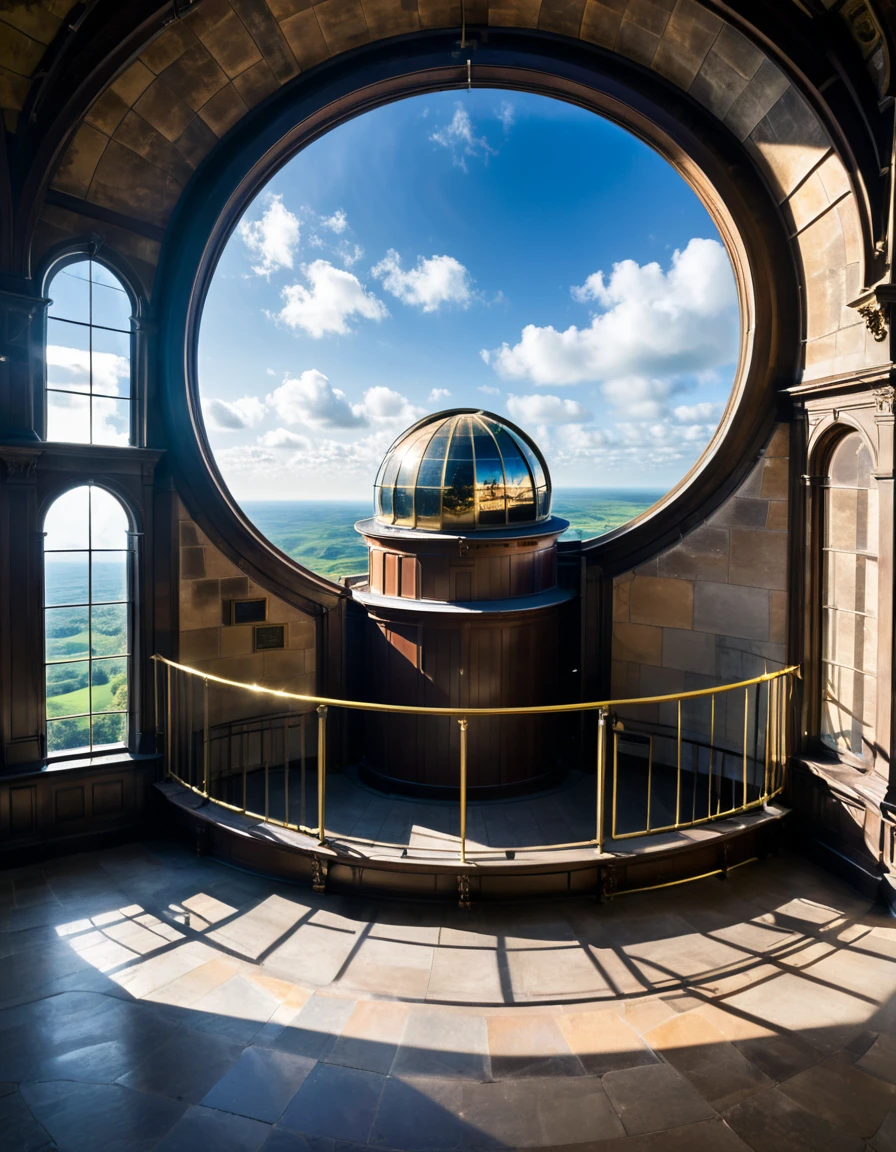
[
  {"xmin": 478, "ymin": 384, "xmax": 500, "ymax": 395},
  {"xmin": 267, "ymin": 369, "xmax": 366, "ymax": 428},
  {"xmin": 430, "ymin": 105, "xmax": 495, "ymax": 171},
  {"xmin": 258, "ymin": 428, "xmax": 311, "ymax": 450},
  {"xmin": 216, "ymin": 445, "xmax": 276, "ymax": 471},
  {"xmin": 337, "ymin": 241, "xmax": 364, "ymax": 268},
  {"xmin": 506, "ymin": 393, "xmax": 593, "ymax": 424},
  {"xmin": 487, "ymin": 239, "xmax": 738, "ymax": 386},
  {"xmin": 361, "ymin": 385, "xmax": 424, "ymax": 426},
  {"xmin": 204, "ymin": 395, "xmax": 266, "ymax": 431},
  {"xmin": 602, "ymin": 376, "xmax": 677, "ymax": 421},
  {"xmin": 498, "ymin": 101, "xmax": 515, "ymax": 131},
  {"xmin": 238, "ymin": 195, "xmax": 300, "ymax": 277},
  {"xmin": 320, "ymin": 209, "xmax": 348, "ymax": 234},
  {"xmin": 47, "ymin": 345, "xmax": 128, "ymax": 395},
  {"xmin": 428, "ymin": 387, "xmax": 451, "ymax": 403},
  {"xmin": 371, "ymin": 250, "xmax": 472, "ymax": 312},
  {"xmin": 277, "ymin": 260, "xmax": 387, "ymax": 337},
  {"xmin": 673, "ymin": 401, "xmax": 723, "ymax": 423}
]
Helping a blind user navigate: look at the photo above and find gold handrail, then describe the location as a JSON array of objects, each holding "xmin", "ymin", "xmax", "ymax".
[{"xmin": 151, "ymin": 654, "xmax": 799, "ymax": 717}]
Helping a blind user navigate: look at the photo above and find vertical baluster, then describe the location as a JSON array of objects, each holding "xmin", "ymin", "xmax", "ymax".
[
  {"xmin": 203, "ymin": 677, "xmax": 209, "ymax": 796},
  {"xmin": 611, "ymin": 722, "xmax": 619, "ymax": 841},
  {"xmin": 675, "ymin": 699, "xmax": 682, "ymax": 827},
  {"xmin": 458, "ymin": 716, "xmax": 468, "ymax": 863},
  {"xmin": 708, "ymin": 693, "xmax": 714, "ymax": 819},
  {"xmin": 284, "ymin": 713, "xmax": 290, "ymax": 827},
  {"xmin": 242, "ymin": 726, "xmax": 248, "ymax": 812},
  {"xmin": 166, "ymin": 664, "xmax": 172, "ymax": 779},
  {"xmin": 264, "ymin": 727, "xmax": 269, "ymax": 822},
  {"xmin": 595, "ymin": 709, "xmax": 606, "ymax": 853},
  {"xmin": 764, "ymin": 677, "xmax": 771, "ymax": 800},
  {"xmin": 300, "ymin": 712, "xmax": 307, "ymax": 829},
  {"xmin": 742, "ymin": 686, "xmax": 749, "ymax": 809},
  {"xmin": 317, "ymin": 704, "xmax": 328, "ymax": 846},
  {"xmin": 646, "ymin": 730, "xmax": 653, "ymax": 832}
]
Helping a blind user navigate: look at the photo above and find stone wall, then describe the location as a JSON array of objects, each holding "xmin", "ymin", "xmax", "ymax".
[
  {"xmin": 611, "ymin": 423, "xmax": 789, "ymax": 743},
  {"xmin": 177, "ymin": 499, "xmax": 316, "ymax": 706}
]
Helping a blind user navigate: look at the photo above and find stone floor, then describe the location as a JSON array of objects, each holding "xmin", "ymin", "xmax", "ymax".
[{"xmin": 2, "ymin": 841, "xmax": 896, "ymax": 1151}]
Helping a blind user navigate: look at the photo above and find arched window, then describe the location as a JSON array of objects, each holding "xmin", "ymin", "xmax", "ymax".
[
  {"xmin": 44, "ymin": 486, "xmax": 132, "ymax": 755},
  {"xmin": 45, "ymin": 258, "xmax": 132, "ymax": 445},
  {"xmin": 821, "ymin": 430, "xmax": 878, "ymax": 763}
]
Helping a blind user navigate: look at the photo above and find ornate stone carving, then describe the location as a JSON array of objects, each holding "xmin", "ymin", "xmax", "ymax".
[
  {"xmin": 311, "ymin": 856, "xmax": 328, "ymax": 893},
  {"xmin": 874, "ymin": 385, "xmax": 895, "ymax": 414},
  {"xmin": 0, "ymin": 449, "xmax": 41, "ymax": 482},
  {"xmin": 456, "ymin": 873, "xmax": 471, "ymax": 910},
  {"xmin": 858, "ymin": 302, "xmax": 889, "ymax": 342},
  {"xmin": 599, "ymin": 866, "xmax": 617, "ymax": 904}
]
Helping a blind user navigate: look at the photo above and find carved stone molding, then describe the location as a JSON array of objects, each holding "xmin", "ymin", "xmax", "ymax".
[
  {"xmin": 0, "ymin": 448, "xmax": 42, "ymax": 482},
  {"xmin": 874, "ymin": 385, "xmax": 895, "ymax": 414}
]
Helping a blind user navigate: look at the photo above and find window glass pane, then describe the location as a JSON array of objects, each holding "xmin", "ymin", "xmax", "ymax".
[
  {"xmin": 91, "ymin": 263, "xmax": 132, "ymax": 332},
  {"xmin": 417, "ymin": 452, "xmax": 446, "ymax": 488},
  {"xmin": 47, "ymin": 320, "xmax": 91, "ymax": 392},
  {"xmin": 90, "ymin": 328, "xmax": 131, "ymax": 397},
  {"xmin": 377, "ymin": 485, "xmax": 393, "ymax": 518},
  {"xmin": 92, "ymin": 554, "xmax": 128, "ymax": 603},
  {"xmin": 396, "ymin": 432, "xmax": 427, "ymax": 489},
  {"xmin": 90, "ymin": 487, "xmax": 129, "ymax": 548},
  {"xmin": 92, "ymin": 604, "xmax": 128, "ymax": 657},
  {"xmin": 47, "ymin": 390, "xmax": 92, "ymax": 445},
  {"xmin": 91, "ymin": 397, "xmax": 131, "ymax": 446},
  {"xmin": 45, "ymin": 486, "xmax": 90, "ymax": 550},
  {"xmin": 92, "ymin": 712, "xmax": 127, "ymax": 748},
  {"xmin": 45, "ymin": 554, "xmax": 89, "ymax": 607},
  {"xmin": 494, "ymin": 429, "xmax": 531, "ymax": 487},
  {"xmin": 507, "ymin": 428, "xmax": 547, "ymax": 488},
  {"xmin": 47, "ymin": 715, "xmax": 90, "ymax": 754},
  {"xmin": 416, "ymin": 487, "xmax": 441, "ymax": 527},
  {"xmin": 92, "ymin": 657, "xmax": 128, "ymax": 713},
  {"xmin": 46, "ymin": 660, "xmax": 89, "ymax": 717},
  {"xmin": 393, "ymin": 486, "xmax": 414, "ymax": 523},
  {"xmin": 45, "ymin": 607, "xmax": 89, "ymax": 662},
  {"xmin": 446, "ymin": 418, "xmax": 473, "ymax": 462},
  {"xmin": 48, "ymin": 262, "xmax": 90, "ymax": 324}
]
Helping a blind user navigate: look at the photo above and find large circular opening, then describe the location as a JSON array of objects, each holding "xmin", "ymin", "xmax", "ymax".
[{"xmin": 197, "ymin": 89, "xmax": 739, "ymax": 583}]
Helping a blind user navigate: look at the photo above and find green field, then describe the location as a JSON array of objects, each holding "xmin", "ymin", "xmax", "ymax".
[
  {"xmin": 243, "ymin": 489, "xmax": 665, "ymax": 582},
  {"xmin": 46, "ymin": 680, "xmax": 116, "ymax": 719}
]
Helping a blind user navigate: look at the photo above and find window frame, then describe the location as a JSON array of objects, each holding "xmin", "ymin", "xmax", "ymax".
[
  {"xmin": 40, "ymin": 249, "xmax": 141, "ymax": 448},
  {"xmin": 41, "ymin": 482, "xmax": 138, "ymax": 762}
]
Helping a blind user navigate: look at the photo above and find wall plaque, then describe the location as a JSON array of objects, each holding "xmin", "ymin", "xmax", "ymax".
[
  {"xmin": 230, "ymin": 597, "xmax": 267, "ymax": 625},
  {"xmin": 254, "ymin": 624, "xmax": 286, "ymax": 651}
]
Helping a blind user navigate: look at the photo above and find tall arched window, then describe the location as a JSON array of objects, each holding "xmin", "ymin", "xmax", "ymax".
[
  {"xmin": 821, "ymin": 430, "xmax": 878, "ymax": 764},
  {"xmin": 44, "ymin": 486, "xmax": 132, "ymax": 755},
  {"xmin": 45, "ymin": 258, "xmax": 132, "ymax": 445}
]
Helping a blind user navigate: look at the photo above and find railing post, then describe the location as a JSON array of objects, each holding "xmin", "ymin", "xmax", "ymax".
[
  {"xmin": 742, "ymin": 686, "xmax": 749, "ymax": 809},
  {"xmin": 284, "ymin": 713, "xmax": 290, "ymax": 827},
  {"xmin": 675, "ymin": 699, "xmax": 682, "ymax": 827},
  {"xmin": 458, "ymin": 717, "xmax": 468, "ymax": 864},
  {"xmin": 596, "ymin": 708, "xmax": 607, "ymax": 854},
  {"xmin": 202, "ymin": 678, "xmax": 209, "ymax": 797},
  {"xmin": 165, "ymin": 663, "xmax": 172, "ymax": 780},
  {"xmin": 317, "ymin": 704, "xmax": 328, "ymax": 846},
  {"xmin": 300, "ymin": 712, "xmax": 306, "ymax": 829}
]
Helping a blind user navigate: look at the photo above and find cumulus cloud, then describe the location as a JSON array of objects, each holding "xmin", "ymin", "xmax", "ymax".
[
  {"xmin": 428, "ymin": 387, "xmax": 451, "ymax": 403},
  {"xmin": 337, "ymin": 241, "xmax": 364, "ymax": 267},
  {"xmin": 361, "ymin": 385, "xmax": 424, "ymax": 425},
  {"xmin": 371, "ymin": 250, "xmax": 472, "ymax": 312},
  {"xmin": 204, "ymin": 395, "xmax": 267, "ymax": 431},
  {"xmin": 320, "ymin": 209, "xmax": 348, "ymax": 234},
  {"xmin": 238, "ymin": 195, "xmax": 301, "ymax": 277},
  {"xmin": 277, "ymin": 260, "xmax": 387, "ymax": 337},
  {"xmin": 673, "ymin": 401, "xmax": 723, "ymax": 423},
  {"xmin": 213, "ymin": 445, "xmax": 277, "ymax": 471},
  {"xmin": 267, "ymin": 369, "xmax": 366, "ymax": 429},
  {"xmin": 506, "ymin": 393, "xmax": 593, "ymax": 424},
  {"xmin": 498, "ymin": 101, "xmax": 515, "ymax": 131},
  {"xmin": 486, "ymin": 238, "xmax": 738, "ymax": 386},
  {"xmin": 601, "ymin": 376, "xmax": 677, "ymax": 422},
  {"xmin": 430, "ymin": 105, "xmax": 496, "ymax": 171},
  {"xmin": 258, "ymin": 428, "xmax": 311, "ymax": 450},
  {"xmin": 478, "ymin": 384, "xmax": 500, "ymax": 395},
  {"xmin": 47, "ymin": 345, "xmax": 128, "ymax": 395}
]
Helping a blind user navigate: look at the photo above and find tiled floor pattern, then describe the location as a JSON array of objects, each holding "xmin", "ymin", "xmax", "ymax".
[{"xmin": 2, "ymin": 841, "xmax": 896, "ymax": 1150}]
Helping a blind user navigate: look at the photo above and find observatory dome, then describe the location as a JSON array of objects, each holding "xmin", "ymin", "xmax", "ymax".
[{"xmin": 373, "ymin": 410, "xmax": 551, "ymax": 531}]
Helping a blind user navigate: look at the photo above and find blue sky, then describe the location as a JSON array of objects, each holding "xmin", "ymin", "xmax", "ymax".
[{"xmin": 198, "ymin": 89, "xmax": 739, "ymax": 501}]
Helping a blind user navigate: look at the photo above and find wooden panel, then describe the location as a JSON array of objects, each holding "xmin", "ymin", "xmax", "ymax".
[
  {"xmin": 370, "ymin": 548, "xmax": 384, "ymax": 593},
  {"xmin": 93, "ymin": 780, "xmax": 124, "ymax": 817},
  {"xmin": 55, "ymin": 785, "xmax": 85, "ymax": 822},
  {"xmin": 451, "ymin": 568, "xmax": 473, "ymax": 601},
  {"xmin": 384, "ymin": 552, "xmax": 399, "ymax": 597},
  {"xmin": 10, "ymin": 786, "xmax": 36, "ymax": 835},
  {"xmin": 400, "ymin": 555, "xmax": 418, "ymax": 599}
]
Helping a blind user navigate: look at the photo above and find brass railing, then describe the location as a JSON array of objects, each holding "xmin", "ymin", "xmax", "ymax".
[{"xmin": 152, "ymin": 654, "xmax": 799, "ymax": 862}]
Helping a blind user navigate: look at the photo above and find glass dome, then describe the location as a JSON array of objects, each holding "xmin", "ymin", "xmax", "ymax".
[{"xmin": 374, "ymin": 410, "xmax": 551, "ymax": 531}]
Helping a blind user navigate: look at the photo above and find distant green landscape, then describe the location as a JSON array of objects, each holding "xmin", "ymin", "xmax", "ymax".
[{"xmin": 244, "ymin": 489, "xmax": 664, "ymax": 582}]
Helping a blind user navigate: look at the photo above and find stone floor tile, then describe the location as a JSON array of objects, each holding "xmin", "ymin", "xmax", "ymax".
[
  {"xmin": 201, "ymin": 1045, "xmax": 316, "ymax": 1122},
  {"xmin": 21, "ymin": 1080, "xmax": 186, "ymax": 1152},
  {"xmin": 858, "ymin": 1032, "xmax": 896, "ymax": 1085},
  {"xmin": 426, "ymin": 943, "xmax": 504, "ymax": 1003},
  {"xmin": 280, "ymin": 1062, "xmax": 384, "ymax": 1143},
  {"xmin": 557, "ymin": 1009, "xmax": 657, "ymax": 1074},
  {"xmin": 487, "ymin": 1013, "xmax": 584, "ymax": 1079},
  {"xmin": 153, "ymin": 1104, "xmax": 271, "ymax": 1151},
  {"xmin": 0, "ymin": 1089, "xmax": 55, "ymax": 1152},
  {"xmin": 392, "ymin": 1007, "xmax": 489, "ymax": 1080},
  {"xmin": 325, "ymin": 1000, "xmax": 410, "ymax": 1074},
  {"xmin": 144, "ymin": 957, "xmax": 241, "ymax": 1008},
  {"xmin": 370, "ymin": 907, "xmax": 442, "ymax": 946},
  {"xmin": 261, "ymin": 1128, "xmax": 337, "ymax": 1152},
  {"xmin": 777, "ymin": 1054, "xmax": 896, "ymax": 1137},
  {"xmin": 577, "ymin": 1117, "xmax": 756, "ymax": 1151},
  {"xmin": 534, "ymin": 1075, "xmax": 627, "ymax": 1144},
  {"xmin": 458, "ymin": 1079, "xmax": 543, "ymax": 1147},
  {"xmin": 506, "ymin": 942, "xmax": 613, "ymax": 1000},
  {"xmin": 724, "ymin": 1086, "xmax": 865, "ymax": 1151},
  {"xmin": 118, "ymin": 1024, "xmax": 244, "ymax": 1103},
  {"xmin": 209, "ymin": 895, "xmax": 312, "ymax": 962},
  {"xmin": 370, "ymin": 1075, "xmax": 469, "ymax": 1150},
  {"xmin": 188, "ymin": 973, "xmax": 284, "ymax": 1042},
  {"xmin": 111, "ymin": 940, "xmax": 219, "ymax": 999},
  {"xmin": 336, "ymin": 935, "xmax": 433, "ymax": 999},
  {"xmin": 265, "ymin": 922, "xmax": 362, "ymax": 987},
  {"xmin": 644, "ymin": 1009, "xmax": 772, "ymax": 1110},
  {"xmin": 601, "ymin": 1063, "xmax": 716, "ymax": 1136},
  {"xmin": 271, "ymin": 994, "xmax": 356, "ymax": 1060}
]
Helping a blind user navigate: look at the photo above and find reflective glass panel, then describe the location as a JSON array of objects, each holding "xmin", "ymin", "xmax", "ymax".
[
  {"xmin": 91, "ymin": 327, "xmax": 131, "ymax": 397},
  {"xmin": 92, "ymin": 657, "xmax": 128, "ymax": 713},
  {"xmin": 47, "ymin": 261, "xmax": 90, "ymax": 324},
  {"xmin": 46, "ymin": 660, "xmax": 90, "ymax": 718},
  {"xmin": 47, "ymin": 319, "xmax": 91, "ymax": 392},
  {"xmin": 417, "ymin": 450, "xmax": 447, "ymax": 488},
  {"xmin": 377, "ymin": 485, "xmax": 393, "ymax": 518},
  {"xmin": 45, "ymin": 607, "xmax": 89, "ymax": 663},
  {"xmin": 45, "ymin": 555, "xmax": 89, "ymax": 608},
  {"xmin": 92, "ymin": 554, "xmax": 128, "ymax": 603},
  {"xmin": 91, "ymin": 397, "xmax": 131, "ymax": 446},
  {"xmin": 92, "ymin": 712, "xmax": 127, "ymax": 748},
  {"xmin": 45, "ymin": 486, "xmax": 90, "ymax": 550},
  {"xmin": 46, "ymin": 390, "xmax": 91, "ymax": 445},
  {"xmin": 47, "ymin": 715, "xmax": 90, "ymax": 754},
  {"xmin": 91, "ymin": 487, "xmax": 129, "ymax": 548},
  {"xmin": 91, "ymin": 263, "xmax": 132, "ymax": 332},
  {"xmin": 416, "ymin": 487, "xmax": 442, "ymax": 527},
  {"xmin": 508, "ymin": 428, "xmax": 547, "ymax": 489},
  {"xmin": 91, "ymin": 604, "xmax": 128, "ymax": 657},
  {"xmin": 393, "ymin": 486, "xmax": 414, "ymax": 523}
]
